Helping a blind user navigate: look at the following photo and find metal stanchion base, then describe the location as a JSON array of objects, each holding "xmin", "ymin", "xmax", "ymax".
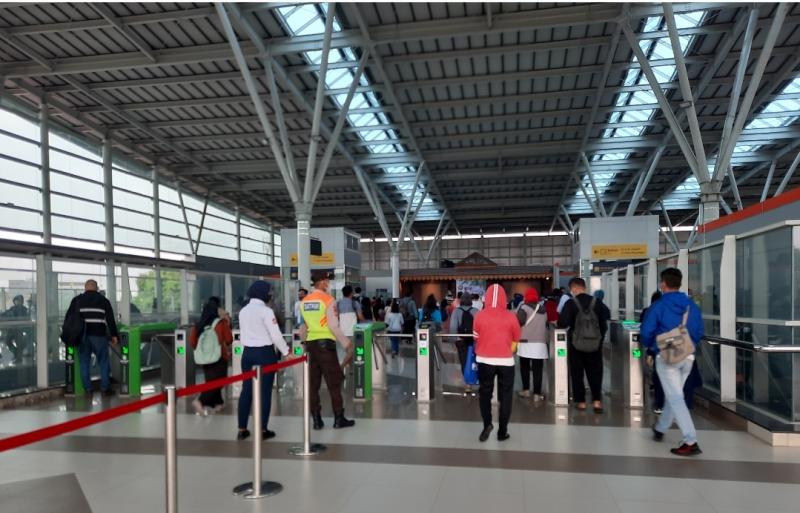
[
  {"xmin": 232, "ymin": 481, "xmax": 283, "ymax": 498},
  {"xmin": 288, "ymin": 443, "xmax": 327, "ymax": 456}
]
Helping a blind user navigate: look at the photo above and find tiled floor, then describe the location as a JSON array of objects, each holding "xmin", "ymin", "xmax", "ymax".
[{"xmin": 2, "ymin": 355, "xmax": 800, "ymax": 513}]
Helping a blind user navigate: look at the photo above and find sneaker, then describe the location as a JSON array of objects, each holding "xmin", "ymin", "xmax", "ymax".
[
  {"xmin": 652, "ymin": 427, "xmax": 664, "ymax": 442},
  {"xmin": 533, "ymin": 394, "xmax": 545, "ymax": 402},
  {"xmin": 517, "ymin": 390, "xmax": 531, "ymax": 398},
  {"xmin": 262, "ymin": 430, "xmax": 276, "ymax": 440},
  {"xmin": 192, "ymin": 399, "xmax": 205, "ymax": 416},
  {"xmin": 479, "ymin": 424, "xmax": 494, "ymax": 442},
  {"xmin": 236, "ymin": 429, "xmax": 251, "ymax": 441},
  {"xmin": 653, "ymin": 408, "xmax": 663, "ymax": 415},
  {"xmin": 497, "ymin": 431, "xmax": 510, "ymax": 442},
  {"xmin": 213, "ymin": 404, "xmax": 224, "ymax": 413},
  {"xmin": 101, "ymin": 389, "xmax": 115, "ymax": 397},
  {"xmin": 670, "ymin": 443, "xmax": 702, "ymax": 457}
]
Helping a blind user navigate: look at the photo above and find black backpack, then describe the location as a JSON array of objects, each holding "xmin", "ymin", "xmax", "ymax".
[
  {"xmin": 457, "ymin": 308, "xmax": 474, "ymax": 337},
  {"xmin": 572, "ymin": 297, "xmax": 602, "ymax": 352},
  {"xmin": 60, "ymin": 299, "xmax": 85, "ymax": 347}
]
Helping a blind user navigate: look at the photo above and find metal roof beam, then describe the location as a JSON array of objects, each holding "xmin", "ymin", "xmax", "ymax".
[{"xmin": 90, "ymin": 4, "xmax": 158, "ymax": 63}]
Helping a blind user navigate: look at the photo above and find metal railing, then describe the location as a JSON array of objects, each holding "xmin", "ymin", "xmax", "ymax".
[{"xmin": 703, "ymin": 335, "xmax": 800, "ymax": 353}]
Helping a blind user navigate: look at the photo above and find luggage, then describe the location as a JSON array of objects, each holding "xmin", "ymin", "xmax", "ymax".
[
  {"xmin": 60, "ymin": 303, "xmax": 84, "ymax": 347},
  {"xmin": 572, "ymin": 297, "xmax": 602, "ymax": 353},
  {"xmin": 656, "ymin": 307, "xmax": 696, "ymax": 364}
]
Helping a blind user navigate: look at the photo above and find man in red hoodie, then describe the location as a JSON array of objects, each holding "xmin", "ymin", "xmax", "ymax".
[{"xmin": 473, "ymin": 284, "xmax": 521, "ymax": 442}]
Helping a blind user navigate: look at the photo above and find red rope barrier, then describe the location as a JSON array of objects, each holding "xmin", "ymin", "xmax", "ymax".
[
  {"xmin": 0, "ymin": 393, "xmax": 165, "ymax": 453},
  {"xmin": 0, "ymin": 355, "xmax": 307, "ymax": 453}
]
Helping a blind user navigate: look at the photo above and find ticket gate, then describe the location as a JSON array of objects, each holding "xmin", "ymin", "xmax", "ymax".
[
  {"xmin": 172, "ymin": 327, "xmax": 195, "ymax": 389},
  {"xmin": 231, "ymin": 329, "xmax": 243, "ymax": 399},
  {"xmin": 415, "ymin": 323, "xmax": 440, "ymax": 402},
  {"xmin": 352, "ymin": 321, "xmax": 386, "ymax": 401},
  {"xmin": 549, "ymin": 328, "xmax": 570, "ymax": 406},
  {"xmin": 606, "ymin": 322, "xmax": 644, "ymax": 409}
]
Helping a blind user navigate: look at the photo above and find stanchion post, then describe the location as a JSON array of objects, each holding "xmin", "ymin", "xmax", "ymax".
[
  {"xmin": 164, "ymin": 386, "xmax": 178, "ymax": 513},
  {"xmin": 233, "ymin": 366, "xmax": 283, "ymax": 499},
  {"xmin": 289, "ymin": 353, "xmax": 326, "ymax": 456}
]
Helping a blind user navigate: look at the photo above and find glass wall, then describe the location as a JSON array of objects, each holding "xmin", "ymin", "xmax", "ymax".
[
  {"xmin": 0, "ymin": 255, "xmax": 37, "ymax": 393},
  {"xmin": 688, "ymin": 243, "xmax": 722, "ymax": 392},
  {"xmin": 633, "ymin": 263, "xmax": 647, "ymax": 313}
]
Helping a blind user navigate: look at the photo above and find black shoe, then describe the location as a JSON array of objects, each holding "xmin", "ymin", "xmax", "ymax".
[
  {"xmin": 101, "ymin": 389, "xmax": 115, "ymax": 397},
  {"xmin": 479, "ymin": 424, "xmax": 494, "ymax": 442},
  {"xmin": 671, "ymin": 443, "xmax": 702, "ymax": 457},
  {"xmin": 652, "ymin": 427, "xmax": 664, "ymax": 442},
  {"xmin": 236, "ymin": 430, "xmax": 250, "ymax": 441},
  {"xmin": 497, "ymin": 431, "xmax": 510, "ymax": 442},
  {"xmin": 333, "ymin": 413, "xmax": 355, "ymax": 429},
  {"xmin": 262, "ymin": 430, "xmax": 276, "ymax": 440},
  {"xmin": 312, "ymin": 413, "xmax": 325, "ymax": 430}
]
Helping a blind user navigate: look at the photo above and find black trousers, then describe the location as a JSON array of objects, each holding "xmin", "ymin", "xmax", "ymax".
[
  {"xmin": 568, "ymin": 344, "xmax": 603, "ymax": 403},
  {"xmin": 478, "ymin": 363, "xmax": 515, "ymax": 432},
  {"xmin": 307, "ymin": 341, "xmax": 344, "ymax": 416},
  {"xmin": 519, "ymin": 357, "xmax": 544, "ymax": 394},
  {"xmin": 199, "ymin": 358, "xmax": 227, "ymax": 408}
]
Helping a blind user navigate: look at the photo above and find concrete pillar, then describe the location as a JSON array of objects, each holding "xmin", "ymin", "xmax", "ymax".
[
  {"xmin": 296, "ymin": 209, "xmax": 312, "ymax": 289},
  {"xmin": 224, "ymin": 273, "xmax": 233, "ymax": 315},
  {"xmin": 700, "ymin": 191, "xmax": 721, "ymax": 224},
  {"xmin": 39, "ymin": 99, "xmax": 51, "ymax": 245},
  {"xmin": 35, "ymin": 254, "xmax": 50, "ymax": 388},
  {"xmin": 678, "ymin": 249, "xmax": 689, "ymax": 294}
]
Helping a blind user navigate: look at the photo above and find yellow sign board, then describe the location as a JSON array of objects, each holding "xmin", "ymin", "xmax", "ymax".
[
  {"xmin": 290, "ymin": 252, "xmax": 335, "ymax": 266},
  {"xmin": 591, "ymin": 244, "xmax": 648, "ymax": 260}
]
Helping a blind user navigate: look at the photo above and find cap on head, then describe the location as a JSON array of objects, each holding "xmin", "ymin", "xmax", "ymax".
[{"xmin": 524, "ymin": 288, "xmax": 539, "ymax": 303}]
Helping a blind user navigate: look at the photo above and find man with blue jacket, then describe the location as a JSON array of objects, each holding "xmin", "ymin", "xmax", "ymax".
[{"xmin": 641, "ymin": 268, "xmax": 704, "ymax": 457}]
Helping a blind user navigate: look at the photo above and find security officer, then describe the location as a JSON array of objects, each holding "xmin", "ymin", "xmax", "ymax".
[{"xmin": 298, "ymin": 271, "xmax": 356, "ymax": 430}]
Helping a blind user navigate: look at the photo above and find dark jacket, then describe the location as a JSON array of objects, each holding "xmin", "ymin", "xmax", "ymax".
[
  {"xmin": 557, "ymin": 293, "xmax": 611, "ymax": 342},
  {"xmin": 641, "ymin": 291, "xmax": 704, "ymax": 353},
  {"xmin": 65, "ymin": 291, "xmax": 119, "ymax": 338}
]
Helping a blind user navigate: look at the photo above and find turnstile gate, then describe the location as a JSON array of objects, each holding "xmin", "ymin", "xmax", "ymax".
[
  {"xmin": 231, "ymin": 329, "xmax": 243, "ymax": 398},
  {"xmin": 549, "ymin": 328, "xmax": 569, "ymax": 406},
  {"xmin": 605, "ymin": 322, "xmax": 644, "ymax": 409},
  {"xmin": 416, "ymin": 324, "xmax": 436, "ymax": 402}
]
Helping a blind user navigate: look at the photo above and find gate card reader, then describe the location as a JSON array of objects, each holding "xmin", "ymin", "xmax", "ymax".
[
  {"xmin": 416, "ymin": 324, "xmax": 436, "ymax": 402},
  {"xmin": 549, "ymin": 328, "xmax": 569, "ymax": 406},
  {"xmin": 231, "ymin": 329, "xmax": 243, "ymax": 398},
  {"xmin": 352, "ymin": 321, "xmax": 386, "ymax": 401}
]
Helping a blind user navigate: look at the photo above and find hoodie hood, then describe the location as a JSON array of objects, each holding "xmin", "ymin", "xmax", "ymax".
[
  {"xmin": 659, "ymin": 291, "xmax": 694, "ymax": 316},
  {"xmin": 485, "ymin": 284, "xmax": 508, "ymax": 310}
]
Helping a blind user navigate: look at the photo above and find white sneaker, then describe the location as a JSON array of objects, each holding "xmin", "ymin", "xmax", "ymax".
[
  {"xmin": 192, "ymin": 399, "xmax": 204, "ymax": 416},
  {"xmin": 533, "ymin": 394, "xmax": 545, "ymax": 402},
  {"xmin": 517, "ymin": 390, "xmax": 531, "ymax": 398},
  {"xmin": 213, "ymin": 404, "xmax": 224, "ymax": 414}
]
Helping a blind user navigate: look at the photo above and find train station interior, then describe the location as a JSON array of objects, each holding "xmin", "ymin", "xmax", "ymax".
[{"xmin": 1, "ymin": 2, "xmax": 800, "ymax": 512}]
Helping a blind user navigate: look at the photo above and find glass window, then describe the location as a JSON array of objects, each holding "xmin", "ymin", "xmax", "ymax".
[
  {"xmin": 0, "ymin": 132, "xmax": 39, "ymax": 164},
  {"xmin": 688, "ymin": 244, "xmax": 722, "ymax": 319},
  {"xmin": 0, "ymin": 255, "xmax": 37, "ymax": 392},
  {"xmin": 736, "ymin": 227, "xmax": 793, "ymax": 321}
]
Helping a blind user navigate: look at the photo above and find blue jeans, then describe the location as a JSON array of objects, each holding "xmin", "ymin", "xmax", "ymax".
[
  {"xmin": 79, "ymin": 335, "xmax": 111, "ymax": 392},
  {"xmin": 389, "ymin": 332, "xmax": 400, "ymax": 354},
  {"xmin": 237, "ymin": 346, "xmax": 279, "ymax": 430},
  {"xmin": 655, "ymin": 355, "xmax": 697, "ymax": 445}
]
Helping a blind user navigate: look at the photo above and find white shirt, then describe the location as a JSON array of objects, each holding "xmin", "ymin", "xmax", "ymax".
[{"xmin": 239, "ymin": 298, "xmax": 290, "ymax": 355}]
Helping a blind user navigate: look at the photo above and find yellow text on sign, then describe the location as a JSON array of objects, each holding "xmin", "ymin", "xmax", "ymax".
[
  {"xmin": 591, "ymin": 244, "xmax": 648, "ymax": 260},
  {"xmin": 290, "ymin": 252, "xmax": 335, "ymax": 266}
]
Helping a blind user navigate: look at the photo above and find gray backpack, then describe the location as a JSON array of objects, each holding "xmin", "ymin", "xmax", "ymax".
[{"xmin": 572, "ymin": 297, "xmax": 602, "ymax": 352}]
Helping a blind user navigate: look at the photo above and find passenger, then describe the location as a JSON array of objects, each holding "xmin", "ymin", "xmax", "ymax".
[
  {"xmin": 419, "ymin": 294, "xmax": 443, "ymax": 329},
  {"xmin": 189, "ymin": 298, "xmax": 233, "ymax": 415},
  {"xmin": 372, "ymin": 296, "xmax": 383, "ymax": 321},
  {"xmin": 556, "ymin": 287, "xmax": 571, "ymax": 314},
  {"xmin": 474, "ymin": 284, "xmax": 520, "ymax": 442},
  {"xmin": 400, "ymin": 290, "xmax": 418, "ymax": 337},
  {"xmin": 641, "ymin": 291, "xmax": 665, "ymax": 414},
  {"xmin": 557, "ymin": 277, "xmax": 610, "ymax": 413},
  {"xmin": 1, "ymin": 294, "xmax": 29, "ymax": 363},
  {"xmin": 236, "ymin": 280, "xmax": 289, "ymax": 441},
  {"xmin": 299, "ymin": 271, "xmax": 356, "ymax": 430},
  {"xmin": 449, "ymin": 293, "xmax": 479, "ymax": 386},
  {"xmin": 593, "ymin": 289, "xmax": 605, "ymax": 302},
  {"xmin": 293, "ymin": 288, "xmax": 308, "ymax": 328},
  {"xmin": 516, "ymin": 288, "xmax": 548, "ymax": 401},
  {"xmin": 360, "ymin": 295, "xmax": 374, "ymax": 321},
  {"xmin": 544, "ymin": 292, "xmax": 560, "ymax": 326},
  {"xmin": 472, "ymin": 293, "xmax": 484, "ymax": 311},
  {"xmin": 384, "ymin": 299, "xmax": 403, "ymax": 358},
  {"xmin": 337, "ymin": 285, "xmax": 364, "ymax": 338},
  {"xmin": 641, "ymin": 268, "xmax": 704, "ymax": 456},
  {"xmin": 63, "ymin": 280, "xmax": 119, "ymax": 396},
  {"xmin": 439, "ymin": 297, "xmax": 449, "ymax": 325}
]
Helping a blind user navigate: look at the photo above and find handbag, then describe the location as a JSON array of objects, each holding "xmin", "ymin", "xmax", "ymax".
[
  {"xmin": 656, "ymin": 307, "xmax": 696, "ymax": 364},
  {"xmin": 463, "ymin": 345, "xmax": 479, "ymax": 385}
]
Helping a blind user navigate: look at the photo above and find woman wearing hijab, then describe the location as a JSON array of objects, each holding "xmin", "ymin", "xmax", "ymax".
[
  {"xmin": 189, "ymin": 298, "xmax": 233, "ymax": 415},
  {"xmin": 237, "ymin": 280, "xmax": 290, "ymax": 441}
]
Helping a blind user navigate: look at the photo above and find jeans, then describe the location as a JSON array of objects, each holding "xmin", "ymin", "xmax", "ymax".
[
  {"xmin": 388, "ymin": 331, "xmax": 401, "ymax": 354},
  {"xmin": 79, "ymin": 335, "xmax": 110, "ymax": 392},
  {"xmin": 238, "ymin": 346, "xmax": 279, "ymax": 430},
  {"xmin": 478, "ymin": 363, "xmax": 515, "ymax": 433},
  {"xmin": 655, "ymin": 355, "xmax": 697, "ymax": 445}
]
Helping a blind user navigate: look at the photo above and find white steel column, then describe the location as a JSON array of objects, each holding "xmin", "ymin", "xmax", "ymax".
[
  {"xmin": 646, "ymin": 257, "xmax": 658, "ymax": 306},
  {"xmin": 296, "ymin": 210, "xmax": 312, "ymax": 289},
  {"xmin": 390, "ymin": 250, "xmax": 400, "ymax": 298},
  {"xmin": 677, "ymin": 249, "xmax": 689, "ymax": 294},
  {"xmin": 774, "ymin": 150, "xmax": 800, "ymax": 197},
  {"xmin": 761, "ymin": 161, "xmax": 777, "ymax": 202},
  {"xmin": 625, "ymin": 264, "xmax": 635, "ymax": 321},
  {"xmin": 235, "ymin": 207, "xmax": 242, "ymax": 261},
  {"xmin": 103, "ymin": 138, "xmax": 114, "ymax": 251},
  {"xmin": 610, "ymin": 268, "xmax": 619, "ymax": 321},
  {"xmin": 39, "ymin": 98, "xmax": 52, "ymax": 245},
  {"xmin": 224, "ymin": 273, "xmax": 233, "ymax": 315},
  {"xmin": 35, "ymin": 254, "xmax": 49, "ymax": 388},
  {"xmin": 719, "ymin": 235, "xmax": 737, "ymax": 402},
  {"xmin": 152, "ymin": 165, "xmax": 161, "ymax": 259}
]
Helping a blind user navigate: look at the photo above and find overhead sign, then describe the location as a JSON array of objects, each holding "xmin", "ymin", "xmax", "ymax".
[
  {"xmin": 289, "ymin": 252, "xmax": 335, "ymax": 266},
  {"xmin": 591, "ymin": 244, "xmax": 649, "ymax": 260}
]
